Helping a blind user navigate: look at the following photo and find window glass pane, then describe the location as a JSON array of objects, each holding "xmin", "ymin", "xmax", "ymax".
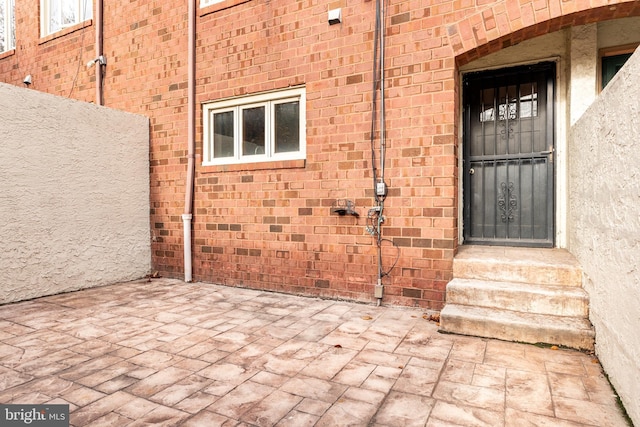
[
  {"xmin": 274, "ymin": 101, "xmax": 300, "ymax": 153},
  {"xmin": 200, "ymin": 0, "xmax": 224, "ymax": 6},
  {"xmin": 62, "ymin": 0, "xmax": 76, "ymax": 26},
  {"xmin": 602, "ymin": 53, "xmax": 632, "ymax": 89},
  {"xmin": 44, "ymin": 0, "xmax": 91, "ymax": 35},
  {"xmin": 242, "ymin": 106, "xmax": 265, "ymax": 156},
  {"xmin": 479, "ymin": 88, "xmax": 495, "ymax": 122},
  {"xmin": 0, "ymin": 0, "xmax": 5, "ymax": 52},
  {"xmin": 81, "ymin": 0, "xmax": 92, "ymax": 20},
  {"xmin": 9, "ymin": 0, "xmax": 14, "ymax": 49},
  {"xmin": 519, "ymin": 82, "xmax": 538, "ymax": 118},
  {"xmin": 498, "ymin": 85, "xmax": 517, "ymax": 121},
  {"xmin": 49, "ymin": 0, "xmax": 61, "ymax": 33},
  {"xmin": 213, "ymin": 111, "xmax": 234, "ymax": 158}
]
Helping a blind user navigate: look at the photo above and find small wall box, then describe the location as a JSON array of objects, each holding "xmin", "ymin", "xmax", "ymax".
[{"xmin": 328, "ymin": 8, "xmax": 342, "ymax": 25}]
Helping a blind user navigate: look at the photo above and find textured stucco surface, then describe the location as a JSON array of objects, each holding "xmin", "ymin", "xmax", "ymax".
[
  {"xmin": 569, "ymin": 24, "xmax": 597, "ymax": 125},
  {"xmin": 0, "ymin": 83, "xmax": 150, "ymax": 304},
  {"xmin": 598, "ymin": 16, "xmax": 640, "ymax": 49},
  {"xmin": 568, "ymin": 49, "xmax": 640, "ymax": 424}
]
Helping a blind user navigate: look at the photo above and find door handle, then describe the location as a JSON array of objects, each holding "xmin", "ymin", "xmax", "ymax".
[
  {"xmin": 469, "ymin": 168, "xmax": 475, "ymax": 175},
  {"xmin": 539, "ymin": 148, "xmax": 554, "ymax": 164}
]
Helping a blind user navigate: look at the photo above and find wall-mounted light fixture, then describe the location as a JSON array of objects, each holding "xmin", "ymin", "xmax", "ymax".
[
  {"xmin": 331, "ymin": 199, "xmax": 358, "ymax": 216},
  {"xmin": 87, "ymin": 55, "xmax": 107, "ymax": 69},
  {"xmin": 23, "ymin": 75, "xmax": 32, "ymax": 86},
  {"xmin": 328, "ymin": 8, "xmax": 342, "ymax": 25}
]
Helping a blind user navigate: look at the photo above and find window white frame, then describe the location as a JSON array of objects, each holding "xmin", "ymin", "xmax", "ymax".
[
  {"xmin": 41, "ymin": 0, "xmax": 92, "ymax": 37},
  {"xmin": 202, "ymin": 87, "xmax": 306, "ymax": 166},
  {"xmin": 0, "ymin": 0, "xmax": 15, "ymax": 53}
]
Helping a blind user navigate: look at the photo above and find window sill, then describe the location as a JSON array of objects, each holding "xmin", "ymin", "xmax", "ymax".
[
  {"xmin": 0, "ymin": 49, "xmax": 15, "ymax": 60},
  {"xmin": 39, "ymin": 19, "xmax": 93, "ymax": 45},
  {"xmin": 201, "ymin": 159, "xmax": 305, "ymax": 173},
  {"xmin": 200, "ymin": 0, "xmax": 251, "ymax": 16}
]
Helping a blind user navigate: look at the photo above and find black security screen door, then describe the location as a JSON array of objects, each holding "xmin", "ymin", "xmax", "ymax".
[{"xmin": 463, "ymin": 63, "xmax": 555, "ymax": 247}]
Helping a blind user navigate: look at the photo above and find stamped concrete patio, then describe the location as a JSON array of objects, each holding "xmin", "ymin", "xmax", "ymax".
[{"xmin": 0, "ymin": 278, "xmax": 630, "ymax": 426}]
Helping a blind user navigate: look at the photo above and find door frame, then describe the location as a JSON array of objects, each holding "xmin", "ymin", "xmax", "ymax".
[{"xmin": 460, "ymin": 61, "xmax": 558, "ymax": 248}]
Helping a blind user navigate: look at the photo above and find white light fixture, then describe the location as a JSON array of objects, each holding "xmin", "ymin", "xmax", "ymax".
[
  {"xmin": 23, "ymin": 75, "xmax": 32, "ymax": 86},
  {"xmin": 87, "ymin": 55, "xmax": 107, "ymax": 68},
  {"xmin": 328, "ymin": 8, "xmax": 342, "ymax": 25}
]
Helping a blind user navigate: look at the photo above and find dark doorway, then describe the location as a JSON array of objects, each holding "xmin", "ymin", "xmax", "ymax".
[{"xmin": 463, "ymin": 63, "xmax": 555, "ymax": 247}]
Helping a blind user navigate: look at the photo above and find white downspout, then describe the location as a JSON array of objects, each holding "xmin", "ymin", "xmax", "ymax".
[
  {"xmin": 183, "ymin": 0, "xmax": 196, "ymax": 282},
  {"xmin": 182, "ymin": 213, "xmax": 193, "ymax": 282}
]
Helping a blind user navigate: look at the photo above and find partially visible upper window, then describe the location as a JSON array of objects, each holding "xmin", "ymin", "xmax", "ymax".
[
  {"xmin": 601, "ymin": 53, "xmax": 632, "ymax": 90},
  {"xmin": 41, "ymin": 0, "xmax": 92, "ymax": 37},
  {"xmin": 200, "ymin": 0, "xmax": 225, "ymax": 7},
  {"xmin": 202, "ymin": 87, "xmax": 306, "ymax": 166},
  {"xmin": 0, "ymin": 0, "xmax": 15, "ymax": 53},
  {"xmin": 600, "ymin": 44, "xmax": 638, "ymax": 90}
]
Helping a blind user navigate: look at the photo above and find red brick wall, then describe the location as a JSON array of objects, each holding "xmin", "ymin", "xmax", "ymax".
[
  {"xmin": 2, "ymin": 0, "xmax": 639, "ymax": 309},
  {"xmin": 0, "ymin": 2, "xmax": 95, "ymax": 101}
]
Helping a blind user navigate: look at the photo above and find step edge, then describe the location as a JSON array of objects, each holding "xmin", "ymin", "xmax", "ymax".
[
  {"xmin": 447, "ymin": 278, "xmax": 589, "ymax": 296},
  {"xmin": 439, "ymin": 304, "xmax": 595, "ymax": 350},
  {"xmin": 440, "ymin": 304, "xmax": 594, "ymax": 331}
]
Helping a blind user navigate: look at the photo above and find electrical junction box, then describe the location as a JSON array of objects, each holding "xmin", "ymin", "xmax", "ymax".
[
  {"xmin": 376, "ymin": 181, "xmax": 387, "ymax": 197},
  {"xmin": 374, "ymin": 284, "xmax": 383, "ymax": 298}
]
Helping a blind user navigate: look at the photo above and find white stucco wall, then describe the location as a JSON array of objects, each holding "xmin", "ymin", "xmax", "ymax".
[
  {"xmin": 0, "ymin": 83, "xmax": 151, "ymax": 304},
  {"xmin": 598, "ymin": 16, "xmax": 640, "ymax": 49},
  {"xmin": 568, "ymin": 49, "xmax": 640, "ymax": 425},
  {"xmin": 569, "ymin": 24, "xmax": 597, "ymax": 125}
]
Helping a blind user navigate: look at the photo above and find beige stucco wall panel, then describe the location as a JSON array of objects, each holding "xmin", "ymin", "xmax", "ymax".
[
  {"xmin": 598, "ymin": 16, "xmax": 640, "ymax": 49},
  {"xmin": 0, "ymin": 83, "xmax": 151, "ymax": 304},
  {"xmin": 569, "ymin": 24, "xmax": 597, "ymax": 125},
  {"xmin": 459, "ymin": 31, "xmax": 567, "ymax": 73},
  {"xmin": 568, "ymin": 49, "xmax": 640, "ymax": 425}
]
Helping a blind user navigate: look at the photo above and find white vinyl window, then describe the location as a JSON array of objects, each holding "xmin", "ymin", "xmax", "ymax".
[
  {"xmin": 202, "ymin": 87, "xmax": 306, "ymax": 166},
  {"xmin": 41, "ymin": 0, "xmax": 92, "ymax": 37},
  {"xmin": 0, "ymin": 0, "xmax": 15, "ymax": 53},
  {"xmin": 200, "ymin": 0, "xmax": 225, "ymax": 7}
]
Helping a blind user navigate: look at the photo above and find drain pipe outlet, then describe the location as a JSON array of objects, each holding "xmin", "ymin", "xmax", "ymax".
[{"xmin": 182, "ymin": 214, "xmax": 193, "ymax": 282}]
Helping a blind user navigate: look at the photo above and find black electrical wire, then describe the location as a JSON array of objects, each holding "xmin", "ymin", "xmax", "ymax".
[
  {"xmin": 366, "ymin": 209, "xmax": 399, "ymax": 277},
  {"xmin": 369, "ymin": 0, "xmax": 399, "ymax": 286},
  {"xmin": 379, "ymin": 238, "xmax": 400, "ymax": 277},
  {"xmin": 68, "ymin": 0, "xmax": 91, "ymax": 98}
]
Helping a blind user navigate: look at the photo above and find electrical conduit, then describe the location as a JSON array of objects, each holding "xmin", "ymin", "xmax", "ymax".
[{"xmin": 374, "ymin": 0, "xmax": 387, "ymax": 306}]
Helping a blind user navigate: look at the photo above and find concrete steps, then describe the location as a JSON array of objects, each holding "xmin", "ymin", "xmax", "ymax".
[
  {"xmin": 440, "ymin": 246, "xmax": 595, "ymax": 350},
  {"xmin": 453, "ymin": 245, "xmax": 583, "ymax": 286},
  {"xmin": 440, "ymin": 304, "xmax": 595, "ymax": 351}
]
